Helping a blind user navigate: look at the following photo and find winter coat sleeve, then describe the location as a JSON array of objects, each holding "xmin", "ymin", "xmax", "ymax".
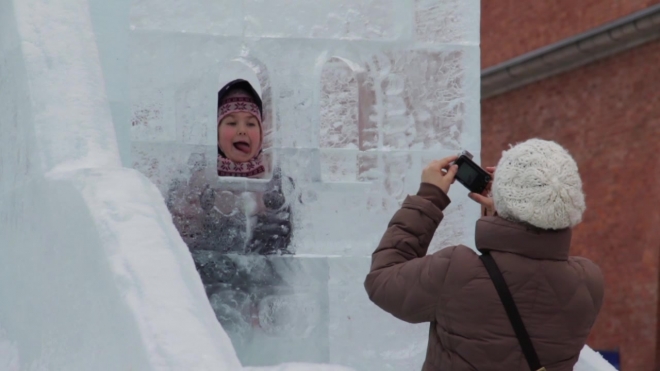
[{"xmin": 364, "ymin": 183, "xmax": 457, "ymax": 323}]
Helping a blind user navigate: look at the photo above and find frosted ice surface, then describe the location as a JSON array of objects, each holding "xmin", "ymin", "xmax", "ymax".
[
  {"xmin": 328, "ymin": 258, "xmax": 429, "ymax": 371},
  {"xmin": 0, "ymin": 327, "xmax": 19, "ymax": 371},
  {"xmin": 415, "ymin": 0, "xmax": 480, "ymax": 44},
  {"xmin": 320, "ymin": 150, "xmax": 360, "ymax": 183},
  {"xmin": 128, "ymin": 32, "xmax": 243, "ymax": 142},
  {"xmin": 130, "ymin": 0, "xmax": 479, "ymax": 44},
  {"xmin": 1, "ymin": 0, "xmax": 242, "ymax": 369},
  {"xmin": 297, "ymin": 150, "xmax": 477, "ymax": 256},
  {"xmin": 175, "ymin": 75, "xmax": 226, "ymax": 146},
  {"xmin": 13, "ymin": 0, "xmax": 121, "ymax": 174},
  {"xmin": 294, "ymin": 183, "xmax": 374, "ymax": 256},
  {"xmin": 89, "ymin": 0, "xmax": 132, "ymax": 166},
  {"xmin": 131, "ymin": 88, "xmax": 177, "ymax": 142},
  {"xmin": 244, "ymin": 0, "xmax": 411, "ymax": 40},
  {"xmin": 202, "ymin": 256, "xmax": 330, "ymax": 366},
  {"xmin": 130, "ymin": 0, "xmax": 242, "ymax": 35},
  {"xmin": 356, "ymin": 48, "xmax": 480, "ymax": 152},
  {"xmin": 320, "ymin": 58, "xmax": 359, "ymax": 150}
]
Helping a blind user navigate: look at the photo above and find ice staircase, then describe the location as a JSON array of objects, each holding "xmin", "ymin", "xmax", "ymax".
[{"xmin": 0, "ymin": 0, "xmax": 617, "ymax": 369}]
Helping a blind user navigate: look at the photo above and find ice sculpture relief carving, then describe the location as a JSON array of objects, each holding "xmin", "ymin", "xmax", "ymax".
[
  {"xmin": 318, "ymin": 49, "xmax": 468, "ymax": 208},
  {"xmin": 319, "ymin": 57, "xmax": 360, "ymax": 183}
]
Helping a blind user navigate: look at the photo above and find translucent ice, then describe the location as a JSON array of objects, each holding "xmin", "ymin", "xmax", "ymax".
[{"xmin": 0, "ymin": 0, "xmax": 240, "ymax": 369}]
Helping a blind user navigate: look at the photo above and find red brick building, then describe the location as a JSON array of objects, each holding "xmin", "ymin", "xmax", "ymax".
[{"xmin": 480, "ymin": 2, "xmax": 660, "ymax": 370}]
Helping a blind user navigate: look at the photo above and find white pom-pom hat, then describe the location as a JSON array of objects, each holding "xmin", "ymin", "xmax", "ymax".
[{"xmin": 491, "ymin": 139, "xmax": 586, "ymax": 230}]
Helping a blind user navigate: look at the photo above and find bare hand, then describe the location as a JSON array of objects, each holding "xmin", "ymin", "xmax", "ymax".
[
  {"xmin": 468, "ymin": 166, "xmax": 496, "ymax": 216},
  {"xmin": 421, "ymin": 156, "xmax": 459, "ymax": 194}
]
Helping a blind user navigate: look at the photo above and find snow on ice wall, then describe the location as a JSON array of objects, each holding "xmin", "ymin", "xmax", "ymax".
[{"xmin": 0, "ymin": 0, "xmax": 617, "ymax": 370}]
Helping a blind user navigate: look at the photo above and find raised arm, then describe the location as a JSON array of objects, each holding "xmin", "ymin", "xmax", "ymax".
[{"xmin": 364, "ymin": 156, "xmax": 459, "ymax": 323}]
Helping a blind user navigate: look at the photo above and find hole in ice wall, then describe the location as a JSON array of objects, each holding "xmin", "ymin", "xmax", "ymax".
[
  {"xmin": 162, "ymin": 57, "xmax": 289, "ymax": 253},
  {"xmin": 216, "ymin": 58, "xmax": 274, "ymax": 181},
  {"xmin": 152, "ymin": 56, "xmax": 325, "ymax": 366},
  {"xmin": 131, "ymin": 58, "xmax": 276, "ymax": 190}
]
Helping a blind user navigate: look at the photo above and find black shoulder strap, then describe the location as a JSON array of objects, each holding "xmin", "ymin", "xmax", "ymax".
[{"xmin": 480, "ymin": 252, "xmax": 546, "ymax": 371}]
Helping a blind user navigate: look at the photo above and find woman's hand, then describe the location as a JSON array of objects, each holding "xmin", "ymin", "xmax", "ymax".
[
  {"xmin": 468, "ymin": 166, "xmax": 496, "ymax": 216},
  {"xmin": 421, "ymin": 156, "xmax": 459, "ymax": 194}
]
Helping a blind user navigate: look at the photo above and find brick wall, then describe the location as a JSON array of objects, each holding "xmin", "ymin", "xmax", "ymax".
[
  {"xmin": 481, "ymin": 0, "xmax": 660, "ymax": 68},
  {"xmin": 481, "ymin": 40, "xmax": 660, "ymax": 370}
]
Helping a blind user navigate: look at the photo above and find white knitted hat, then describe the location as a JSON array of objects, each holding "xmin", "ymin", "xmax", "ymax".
[{"xmin": 492, "ymin": 139, "xmax": 586, "ymax": 230}]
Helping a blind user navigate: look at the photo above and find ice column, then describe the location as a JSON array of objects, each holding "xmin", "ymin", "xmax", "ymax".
[{"xmin": 0, "ymin": 0, "xmax": 242, "ymax": 370}]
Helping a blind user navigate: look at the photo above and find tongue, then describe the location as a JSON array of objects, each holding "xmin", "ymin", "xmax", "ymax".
[{"xmin": 234, "ymin": 143, "xmax": 250, "ymax": 154}]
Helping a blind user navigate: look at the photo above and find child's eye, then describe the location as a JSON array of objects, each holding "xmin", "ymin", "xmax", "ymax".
[
  {"xmin": 247, "ymin": 122, "xmax": 257, "ymax": 127},
  {"xmin": 225, "ymin": 121, "xmax": 236, "ymax": 126}
]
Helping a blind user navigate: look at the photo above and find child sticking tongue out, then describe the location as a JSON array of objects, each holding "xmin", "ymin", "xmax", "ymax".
[{"xmin": 217, "ymin": 88, "xmax": 266, "ymax": 178}]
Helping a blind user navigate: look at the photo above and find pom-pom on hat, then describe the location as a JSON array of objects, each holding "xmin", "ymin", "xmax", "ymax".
[{"xmin": 492, "ymin": 139, "xmax": 586, "ymax": 230}]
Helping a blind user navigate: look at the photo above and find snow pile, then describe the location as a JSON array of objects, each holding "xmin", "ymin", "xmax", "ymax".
[{"xmin": 575, "ymin": 347, "xmax": 618, "ymax": 371}]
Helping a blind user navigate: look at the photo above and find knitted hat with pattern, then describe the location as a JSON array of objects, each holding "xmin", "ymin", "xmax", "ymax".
[{"xmin": 492, "ymin": 139, "xmax": 586, "ymax": 230}]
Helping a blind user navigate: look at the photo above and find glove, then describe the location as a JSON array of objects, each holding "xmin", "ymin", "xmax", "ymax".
[{"xmin": 246, "ymin": 209, "xmax": 293, "ymax": 255}]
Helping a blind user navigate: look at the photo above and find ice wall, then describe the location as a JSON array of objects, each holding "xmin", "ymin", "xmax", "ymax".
[
  {"xmin": 129, "ymin": 0, "xmax": 480, "ymax": 369},
  {"xmin": 0, "ymin": 0, "xmax": 243, "ymax": 369}
]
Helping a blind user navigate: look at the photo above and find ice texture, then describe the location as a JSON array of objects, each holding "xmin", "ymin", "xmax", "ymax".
[
  {"xmin": 328, "ymin": 258, "xmax": 429, "ymax": 370},
  {"xmin": 0, "ymin": 0, "xmax": 241, "ymax": 369},
  {"xmin": 0, "ymin": 0, "xmax": 615, "ymax": 370},
  {"xmin": 90, "ymin": 0, "xmax": 132, "ymax": 166},
  {"xmin": 128, "ymin": 0, "xmax": 483, "ymax": 366}
]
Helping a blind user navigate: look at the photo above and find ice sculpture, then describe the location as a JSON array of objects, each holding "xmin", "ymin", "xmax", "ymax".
[
  {"xmin": 0, "ymin": 0, "xmax": 616, "ymax": 369},
  {"xmin": 129, "ymin": 0, "xmax": 482, "ymax": 367}
]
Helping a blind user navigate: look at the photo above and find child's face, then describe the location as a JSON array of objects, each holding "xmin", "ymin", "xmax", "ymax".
[{"xmin": 218, "ymin": 112, "xmax": 261, "ymax": 163}]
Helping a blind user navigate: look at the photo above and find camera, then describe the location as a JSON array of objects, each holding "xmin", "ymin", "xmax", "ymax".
[{"xmin": 452, "ymin": 150, "xmax": 492, "ymax": 194}]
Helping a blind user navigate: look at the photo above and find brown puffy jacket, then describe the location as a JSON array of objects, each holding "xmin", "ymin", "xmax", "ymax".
[{"xmin": 364, "ymin": 183, "xmax": 604, "ymax": 371}]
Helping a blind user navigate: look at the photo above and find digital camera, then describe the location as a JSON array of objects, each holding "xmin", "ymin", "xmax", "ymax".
[{"xmin": 452, "ymin": 150, "xmax": 492, "ymax": 194}]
